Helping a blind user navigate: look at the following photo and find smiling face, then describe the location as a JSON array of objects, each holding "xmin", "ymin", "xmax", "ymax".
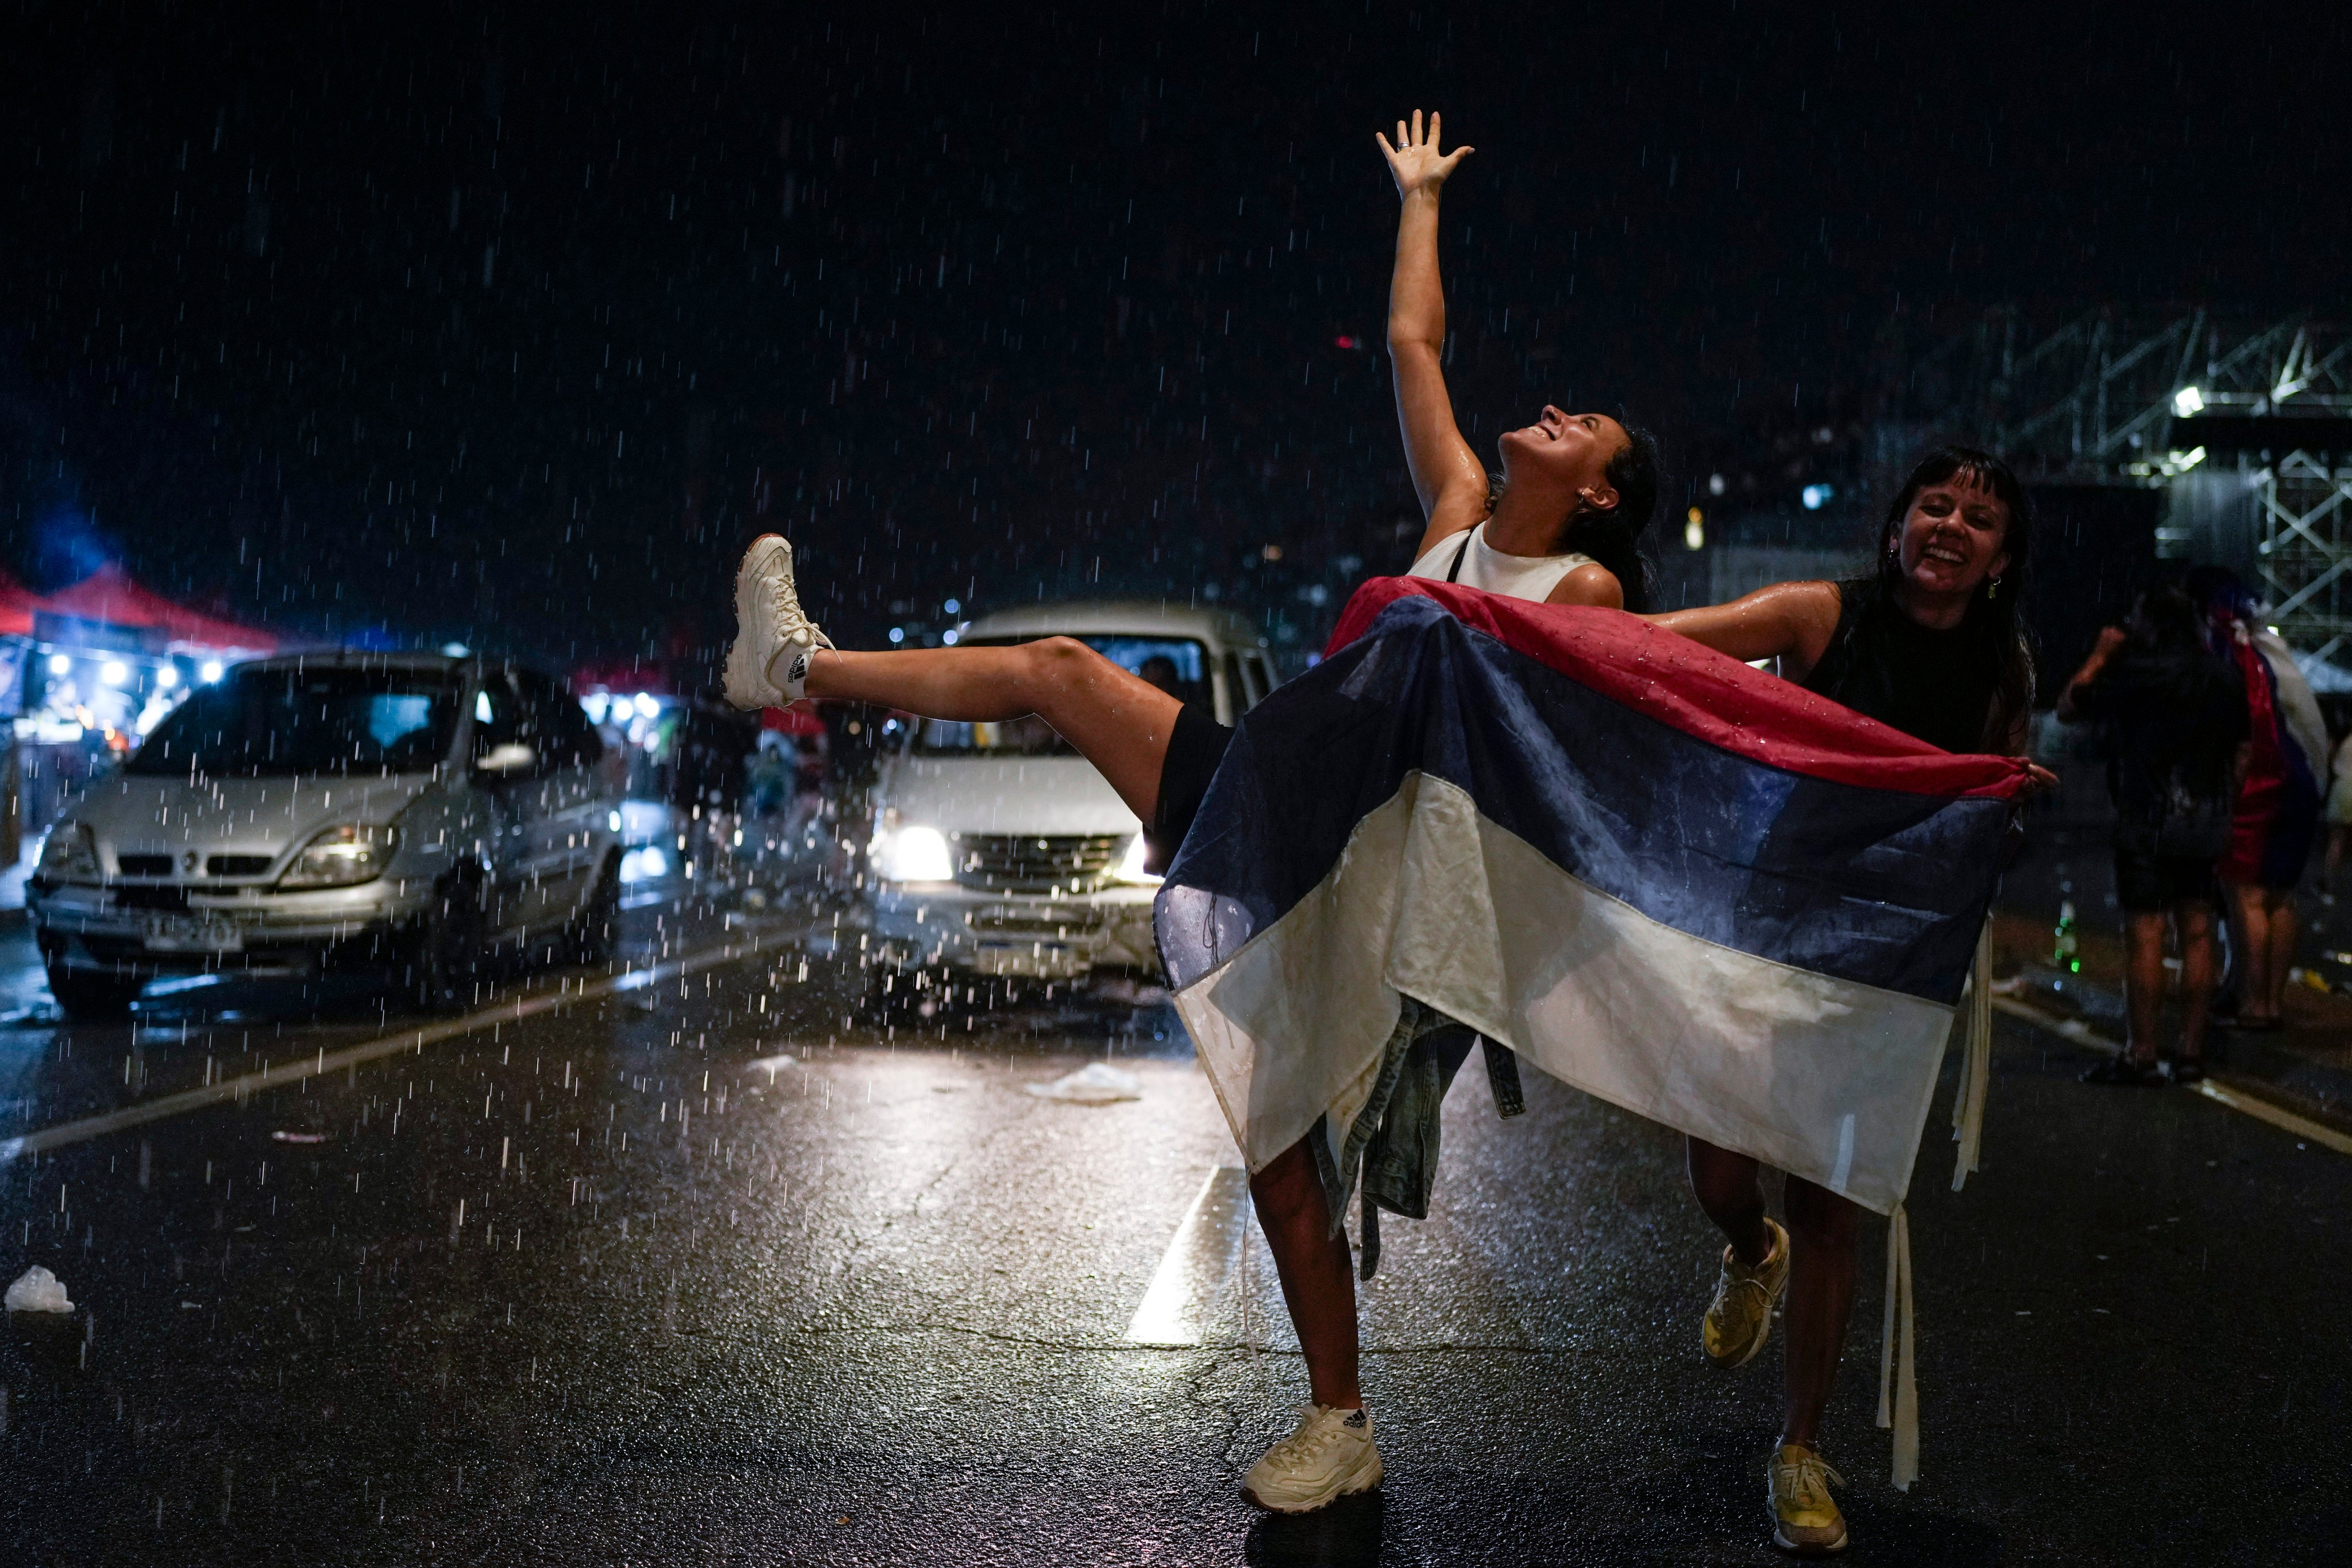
[
  {"xmin": 1497, "ymin": 407, "xmax": 1631, "ymax": 512},
  {"xmin": 1893, "ymin": 477, "xmax": 2012, "ymax": 597}
]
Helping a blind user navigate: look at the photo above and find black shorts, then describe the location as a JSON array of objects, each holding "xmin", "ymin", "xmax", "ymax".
[
  {"xmin": 2114, "ymin": 847, "xmax": 2220, "ymax": 913},
  {"xmin": 1143, "ymin": 702, "xmax": 1235, "ymax": 874}
]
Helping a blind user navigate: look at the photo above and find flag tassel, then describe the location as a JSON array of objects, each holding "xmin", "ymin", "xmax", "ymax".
[
  {"xmin": 1875, "ymin": 1201, "xmax": 1919, "ymax": 1489},
  {"xmin": 1951, "ymin": 925, "xmax": 1993, "ymax": 1191}
]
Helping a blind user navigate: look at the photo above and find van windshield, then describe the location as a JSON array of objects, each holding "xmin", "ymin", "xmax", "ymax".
[
  {"xmin": 913, "ymin": 635, "xmax": 1211, "ymax": 755},
  {"xmin": 126, "ymin": 667, "xmax": 461, "ymax": 778}
]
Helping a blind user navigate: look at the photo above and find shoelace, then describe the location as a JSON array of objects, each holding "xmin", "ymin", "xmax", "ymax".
[
  {"xmin": 1776, "ymin": 1451, "xmax": 1845, "ymax": 1510},
  {"xmin": 765, "ymin": 565, "xmax": 833, "ymax": 650},
  {"xmin": 1716, "ymin": 1250, "xmax": 1774, "ymax": 1318},
  {"xmin": 1265, "ymin": 1406, "xmax": 1350, "ymax": 1466}
]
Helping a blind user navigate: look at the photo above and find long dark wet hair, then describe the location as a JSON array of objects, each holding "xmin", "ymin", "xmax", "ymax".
[
  {"xmin": 1852, "ymin": 445, "xmax": 2039, "ymax": 750},
  {"xmin": 1485, "ymin": 420, "xmax": 1662, "ymax": 612}
]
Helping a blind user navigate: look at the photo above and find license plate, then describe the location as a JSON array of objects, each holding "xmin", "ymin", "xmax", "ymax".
[{"xmin": 142, "ymin": 914, "xmax": 244, "ymax": 953}]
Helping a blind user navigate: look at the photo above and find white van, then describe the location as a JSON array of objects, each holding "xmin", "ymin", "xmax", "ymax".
[{"xmin": 859, "ymin": 600, "xmax": 1274, "ymax": 998}]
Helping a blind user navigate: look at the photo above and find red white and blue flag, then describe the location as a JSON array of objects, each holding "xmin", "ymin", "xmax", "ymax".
[{"xmin": 1156, "ymin": 578, "xmax": 2031, "ymax": 1217}]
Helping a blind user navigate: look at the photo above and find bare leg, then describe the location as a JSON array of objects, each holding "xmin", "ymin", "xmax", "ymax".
[
  {"xmin": 2122, "ymin": 912, "xmax": 2167, "ymax": 1068},
  {"xmin": 1686, "ymin": 1136, "xmax": 1773, "ymax": 1268},
  {"xmin": 2177, "ymin": 901, "xmax": 2217, "ymax": 1064},
  {"xmin": 1249, "ymin": 1138, "xmax": 1362, "ymax": 1408},
  {"xmin": 2233, "ymin": 883, "xmax": 2275, "ymax": 1022},
  {"xmin": 1778, "ymin": 1175, "xmax": 1861, "ymax": 1450},
  {"xmin": 2260, "ymin": 887, "xmax": 2298, "ymax": 1021},
  {"xmin": 802, "ymin": 639, "xmax": 1183, "ymax": 824}
]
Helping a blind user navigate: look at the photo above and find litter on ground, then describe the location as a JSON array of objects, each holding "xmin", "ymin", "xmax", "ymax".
[
  {"xmin": 1025, "ymin": 1063, "xmax": 1144, "ymax": 1104},
  {"xmin": 6, "ymin": 1265, "xmax": 74, "ymax": 1314}
]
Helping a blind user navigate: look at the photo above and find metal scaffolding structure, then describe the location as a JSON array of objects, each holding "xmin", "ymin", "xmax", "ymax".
[{"xmin": 1910, "ymin": 310, "xmax": 2352, "ymax": 659}]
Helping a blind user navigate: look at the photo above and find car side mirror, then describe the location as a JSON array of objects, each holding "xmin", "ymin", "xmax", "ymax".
[{"xmin": 474, "ymin": 741, "xmax": 538, "ymax": 777}]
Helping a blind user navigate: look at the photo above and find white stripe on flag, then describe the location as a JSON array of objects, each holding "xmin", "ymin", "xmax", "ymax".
[{"xmin": 1173, "ymin": 774, "xmax": 1956, "ymax": 1216}]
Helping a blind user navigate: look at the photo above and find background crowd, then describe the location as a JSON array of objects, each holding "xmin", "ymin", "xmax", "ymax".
[{"xmin": 2059, "ymin": 566, "xmax": 2334, "ymax": 1086}]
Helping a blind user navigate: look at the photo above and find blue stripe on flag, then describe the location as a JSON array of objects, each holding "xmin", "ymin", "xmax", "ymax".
[{"xmin": 1160, "ymin": 596, "xmax": 2007, "ymax": 1003}]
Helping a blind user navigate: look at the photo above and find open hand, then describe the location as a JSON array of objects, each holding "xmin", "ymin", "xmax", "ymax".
[{"xmin": 1377, "ymin": 109, "xmax": 1472, "ymax": 200}]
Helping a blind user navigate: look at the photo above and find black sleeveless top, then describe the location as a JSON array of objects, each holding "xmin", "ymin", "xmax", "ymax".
[{"xmin": 1801, "ymin": 580, "xmax": 2001, "ymax": 754}]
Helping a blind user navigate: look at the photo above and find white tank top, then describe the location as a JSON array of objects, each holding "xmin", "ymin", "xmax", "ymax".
[{"xmin": 1405, "ymin": 522, "xmax": 1597, "ymax": 603}]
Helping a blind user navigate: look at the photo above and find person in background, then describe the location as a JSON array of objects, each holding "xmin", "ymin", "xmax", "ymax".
[
  {"xmin": 1136, "ymin": 655, "xmax": 1183, "ymax": 697},
  {"xmin": 2058, "ymin": 582, "xmax": 2248, "ymax": 1084},
  {"xmin": 2188, "ymin": 567, "xmax": 2328, "ymax": 1032},
  {"xmin": 2323, "ymin": 724, "xmax": 2352, "ymax": 898},
  {"xmin": 668, "ymin": 696, "xmax": 760, "ymax": 876}
]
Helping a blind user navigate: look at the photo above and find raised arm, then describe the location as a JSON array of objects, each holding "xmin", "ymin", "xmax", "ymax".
[{"xmin": 1378, "ymin": 111, "xmax": 1488, "ymax": 558}]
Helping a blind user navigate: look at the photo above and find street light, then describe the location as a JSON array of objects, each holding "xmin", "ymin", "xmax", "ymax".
[
  {"xmin": 99, "ymin": 660, "xmax": 130, "ymax": 686},
  {"xmin": 46, "ymin": 653, "xmax": 70, "ymax": 677},
  {"xmin": 155, "ymin": 665, "xmax": 178, "ymax": 688},
  {"xmin": 199, "ymin": 660, "xmax": 226, "ymax": 683}
]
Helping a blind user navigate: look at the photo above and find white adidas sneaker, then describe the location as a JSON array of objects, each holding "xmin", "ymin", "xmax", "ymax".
[
  {"xmin": 723, "ymin": 534, "xmax": 834, "ymax": 710},
  {"xmin": 1241, "ymin": 1403, "xmax": 1383, "ymax": 1513}
]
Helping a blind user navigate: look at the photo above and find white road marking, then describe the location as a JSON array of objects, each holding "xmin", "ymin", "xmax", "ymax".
[
  {"xmin": 0, "ymin": 926, "xmax": 791, "ymax": 1163},
  {"xmin": 1991, "ymin": 995, "xmax": 2352, "ymax": 1156},
  {"xmin": 2189, "ymin": 1075, "xmax": 2352, "ymax": 1156},
  {"xmin": 1125, "ymin": 1165, "xmax": 1249, "ymax": 1347}
]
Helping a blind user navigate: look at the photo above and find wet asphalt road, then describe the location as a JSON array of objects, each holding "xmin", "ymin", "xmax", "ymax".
[{"xmin": 0, "ymin": 878, "xmax": 2345, "ymax": 1566}]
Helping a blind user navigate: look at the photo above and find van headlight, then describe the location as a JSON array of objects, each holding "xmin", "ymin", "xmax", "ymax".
[
  {"xmin": 870, "ymin": 822, "xmax": 954, "ymax": 884},
  {"xmin": 1113, "ymin": 832, "xmax": 1163, "ymax": 886},
  {"xmin": 38, "ymin": 824, "xmax": 99, "ymax": 882},
  {"xmin": 279, "ymin": 824, "xmax": 400, "ymax": 889}
]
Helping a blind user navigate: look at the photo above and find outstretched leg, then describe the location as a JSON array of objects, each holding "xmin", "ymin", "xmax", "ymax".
[
  {"xmin": 804, "ymin": 641, "xmax": 1180, "ymax": 825},
  {"xmin": 725, "ymin": 533, "xmax": 1181, "ymax": 822}
]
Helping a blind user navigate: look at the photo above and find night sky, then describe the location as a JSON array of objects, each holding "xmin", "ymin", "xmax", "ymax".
[{"xmin": 5, "ymin": 2, "xmax": 2346, "ymax": 670}]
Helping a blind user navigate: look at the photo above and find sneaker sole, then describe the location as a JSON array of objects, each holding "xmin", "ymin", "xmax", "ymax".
[
  {"xmin": 1772, "ymin": 1521, "xmax": 1849, "ymax": 1556},
  {"xmin": 1241, "ymin": 1453, "xmax": 1382, "ymax": 1514}
]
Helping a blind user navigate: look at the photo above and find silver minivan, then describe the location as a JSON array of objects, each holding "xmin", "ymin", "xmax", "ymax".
[
  {"xmin": 28, "ymin": 652, "xmax": 623, "ymax": 1017},
  {"xmin": 859, "ymin": 600, "xmax": 1274, "ymax": 1002}
]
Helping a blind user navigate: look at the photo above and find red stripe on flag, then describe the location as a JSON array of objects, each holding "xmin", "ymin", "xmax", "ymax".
[{"xmin": 1326, "ymin": 578, "xmax": 2031, "ymax": 801}]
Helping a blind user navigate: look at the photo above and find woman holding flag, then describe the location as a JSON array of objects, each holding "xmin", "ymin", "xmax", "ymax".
[
  {"xmin": 1647, "ymin": 445, "xmax": 2046, "ymax": 1554},
  {"xmin": 720, "ymin": 107, "xmax": 1657, "ymax": 1517}
]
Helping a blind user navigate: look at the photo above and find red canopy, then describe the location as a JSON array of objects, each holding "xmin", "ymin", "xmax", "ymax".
[
  {"xmin": 44, "ymin": 564, "xmax": 277, "ymax": 655},
  {"xmin": 0, "ymin": 568, "xmax": 50, "ymax": 638}
]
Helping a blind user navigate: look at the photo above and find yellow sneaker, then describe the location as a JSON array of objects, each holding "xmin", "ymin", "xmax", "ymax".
[
  {"xmin": 1767, "ymin": 1442, "xmax": 1848, "ymax": 1556},
  {"xmin": 1702, "ymin": 1216, "xmax": 1790, "ymax": 1367}
]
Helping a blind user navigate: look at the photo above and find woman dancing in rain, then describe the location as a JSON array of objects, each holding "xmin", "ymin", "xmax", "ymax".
[
  {"xmin": 1647, "ymin": 446, "xmax": 2048, "ymax": 1556},
  {"xmin": 723, "ymin": 108, "xmax": 1658, "ymax": 1515}
]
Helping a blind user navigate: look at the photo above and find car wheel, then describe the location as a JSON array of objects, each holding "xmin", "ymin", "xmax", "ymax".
[
  {"xmin": 571, "ymin": 851, "xmax": 621, "ymax": 968},
  {"xmin": 407, "ymin": 864, "xmax": 488, "ymax": 1013},
  {"xmin": 47, "ymin": 965, "xmax": 141, "ymax": 1020}
]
